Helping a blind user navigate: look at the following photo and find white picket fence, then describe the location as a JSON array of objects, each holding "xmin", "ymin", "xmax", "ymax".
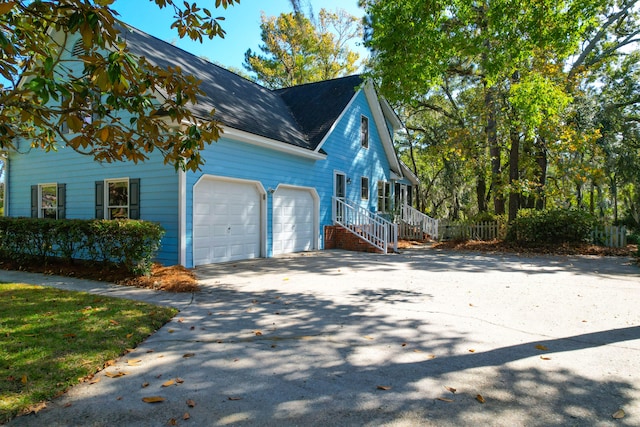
[
  {"xmin": 591, "ymin": 225, "xmax": 627, "ymax": 248},
  {"xmin": 439, "ymin": 220, "xmax": 506, "ymax": 241}
]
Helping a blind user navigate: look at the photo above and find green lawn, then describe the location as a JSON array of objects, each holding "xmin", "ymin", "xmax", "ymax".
[{"xmin": 0, "ymin": 283, "xmax": 177, "ymax": 423}]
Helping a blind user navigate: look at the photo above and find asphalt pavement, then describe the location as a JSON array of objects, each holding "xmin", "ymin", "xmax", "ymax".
[{"xmin": 3, "ymin": 248, "xmax": 640, "ymax": 427}]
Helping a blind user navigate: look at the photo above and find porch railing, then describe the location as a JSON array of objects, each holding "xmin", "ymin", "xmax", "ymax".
[
  {"xmin": 332, "ymin": 197, "xmax": 398, "ymax": 253},
  {"xmin": 400, "ymin": 204, "xmax": 439, "ymax": 240}
]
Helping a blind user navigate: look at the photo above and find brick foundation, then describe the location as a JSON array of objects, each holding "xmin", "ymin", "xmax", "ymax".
[{"xmin": 324, "ymin": 225, "xmax": 383, "ymax": 253}]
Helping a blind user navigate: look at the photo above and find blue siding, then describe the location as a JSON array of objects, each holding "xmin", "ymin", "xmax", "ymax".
[
  {"xmin": 185, "ymin": 90, "xmax": 392, "ymax": 267},
  {"xmin": 8, "ymin": 145, "xmax": 180, "ymax": 265}
]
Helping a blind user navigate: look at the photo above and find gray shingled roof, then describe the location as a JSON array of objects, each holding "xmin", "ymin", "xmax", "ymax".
[{"xmin": 118, "ymin": 25, "xmax": 362, "ymax": 152}]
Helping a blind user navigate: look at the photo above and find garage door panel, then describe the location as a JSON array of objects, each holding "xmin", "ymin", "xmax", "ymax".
[
  {"xmin": 272, "ymin": 188, "xmax": 315, "ymax": 256},
  {"xmin": 194, "ymin": 178, "xmax": 262, "ymax": 265}
]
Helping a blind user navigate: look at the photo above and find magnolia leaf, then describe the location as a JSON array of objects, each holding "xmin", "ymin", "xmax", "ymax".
[
  {"xmin": 176, "ymin": 378, "xmax": 185, "ymax": 384},
  {"xmin": 535, "ymin": 344, "xmax": 549, "ymax": 351},
  {"xmin": 468, "ymin": 349, "xmax": 476, "ymax": 353},
  {"xmin": 89, "ymin": 377, "xmax": 101, "ymax": 385},
  {"xmin": 183, "ymin": 412, "xmax": 191, "ymax": 420},
  {"xmin": 228, "ymin": 396, "xmax": 243, "ymax": 400},
  {"xmin": 0, "ymin": 2, "xmax": 16, "ymax": 15},
  {"xmin": 169, "ymin": 419, "xmax": 177, "ymax": 426},
  {"xmin": 109, "ymin": 319, "xmax": 119, "ymax": 325},
  {"xmin": 612, "ymin": 409, "xmax": 625, "ymax": 419},
  {"xmin": 186, "ymin": 399, "xmax": 196, "ymax": 407},
  {"xmin": 436, "ymin": 397, "xmax": 454, "ymax": 402},
  {"xmin": 162, "ymin": 379, "xmax": 176, "ymax": 387},
  {"xmin": 21, "ymin": 375, "xmax": 27, "ymax": 384},
  {"xmin": 127, "ymin": 359, "xmax": 142, "ymax": 366},
  {"xmin": 377, "ymin": 385, "xmax": 391, "ymax": 390},
  {"xmin": 476, "ymin": 394, "xmax": 486, "ymax": 403},
  {"xmin": 105, "ymin": 371, "xmax": 128, "ymax": 378},
  {"xmin": 142, "ymin": 382, "xmax": 150, "ymax": 388},
  {"xmin": 540, "ymin": 356, "xmax": 551, "ymax": 360},
  {"xmin": 363, "ymin": 336, "xmax": 375, "ymax": 340},
  {"xmin": 445, "ymin": 386, "xmax": 457, "ymax": 394},
  {"xmin": 142, "ymin": 396, "xmax": 165, "ymax": 403},
  {"xmin": 254, "ymin": 330, "xmax": 263, "ymax": 336}
]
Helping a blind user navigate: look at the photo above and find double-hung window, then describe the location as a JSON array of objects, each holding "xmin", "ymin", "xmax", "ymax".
[
  {"xmin": 95, "ymin": 178, "xmax": 140, "ymax": 219},
  {"xmin": 361, "ymin": 177, "xmax": 369, "ymax": 200},
  {"xmin": 377, "ymin": 181, "xmax": 391, "ymax": 212},
  {"xmin": 31, "ymin": 183, "xmax": 66, "ymax": 219}
]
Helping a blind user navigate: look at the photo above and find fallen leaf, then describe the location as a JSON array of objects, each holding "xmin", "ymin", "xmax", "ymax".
[
  {"xmin": 540, "ymin": 356, "xmax": 551, "ymax": 361},
  {"xmin": 168, "ymin": 418, "xmax": 177, "ymax": 426},
  {"xmin": 612, "ymin": 409, "xmax": 625, "ymax": 419},
  {"xmin": 427, "ymin": 354, "xmax": 436, "ymax": 359},
  {"xmin": 363, "ymin": 336, "xmax": 375, "ymax": 340},
  {"xmin": 64, "ymin": 402, "xmax": 72, "ymax": 408},
  {"xmin": 116, "ymin": 396, "xmax": 122, "ymax": 401},
  {"xmin": 377, "ymin": 385, "xmax": 391, "ymax": 390},
  {"xmin": 445, "ymin": 386, "xmax": 457, "ymax": 394},
  {"xmin": 89, "ymin": 377, "xmax": 101, "ymax": 385},
  {"xmin": 176, "ymin": 378, "xmax": 184, "ymax": 384},
  {"xmin": 142, "ymin": 382, "xmax": 149, "ymax": 388},
  {"xmin": 535, "ymin": 344, "xmax": 549, "ymax": 351},
  {"xmin": 162, "ymin": 379, "xmax": 176, "ymax": 387},
  {"xmin": 127, "ymin": 359, "xmax": 142, "ymax": 366},
  {"xmin": 21, "ymin": 375, "xmax": 27, "ymax": 384},
  {"xmin": 178, "ymin": 318, "xmax": 184, "ymax": 323},
  {"xmin": 126, "ymin": 333, "xmax": 134, "ymax": 339},
  {"xmin": 183, "ymin": 353, "xmax": 195, "ymax": 358},
  {"xmin": 186, "ymin": 399, "xmax": 196, "ymax": 407},
  {"xmin": 228, "ymin": 396, "xmax": 243, "ymax": 400},
  {"xmin": 476, "ymin": 394, "xmax": 485, "ymax": 403},
  {"xmin": 436, "ymin": 397, "xmax": 454, "ymax": 402},
  {"xmin": 105, "ymin": 371, "xmax": 128, "ymax": 378},
  {"xmin": 254, "ymin": 330, "xmax": 263, "ymax": 336},
  {"xmin": 109, "ymin": 319, "xmax": 119, "ymax": 325},
  {"xmin": 183, "ymin": 412, "xmax": 191, "ymax": 420},
  {"xmin": 401, "ymin": 342, "xmax": 407, "ymax": 347},
  {"xmin": 168, "ymin": 329, "xmax": 175, "ymax": 333},
  {"xmin": 146, "ymin": 350, "xmax": 154, "ymax": 353},
  {"xmin": 190, "ymin": 326, "xmax": 195, "ymax": 330},
  {"xmin": 104, "ymin": 359, "xmax": 116, "ymax": 367},
  {"xmin": 468, "ymin": 349, "xmax": 475, "ymax": 353},
  {"xmin": 142, "ymin": 396, "xmax": 165, "ymax": 403},
  {"xmin": 63, "ymin": 333, "xmax": 76, "ymax": 339}
]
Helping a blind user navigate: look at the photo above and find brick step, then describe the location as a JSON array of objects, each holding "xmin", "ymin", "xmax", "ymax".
[{"xmin": 324, "ymin": 225, "xmax": 384, "ymax": 254}]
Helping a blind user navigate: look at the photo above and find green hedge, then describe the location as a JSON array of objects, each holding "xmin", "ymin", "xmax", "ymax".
[
  {"xmin": 0, "ymin": 218, "xmax": 164, "ymax": 275},
  {"xmin": 506, "ymin": 208, "xmax": 598, "ymax": 244}
]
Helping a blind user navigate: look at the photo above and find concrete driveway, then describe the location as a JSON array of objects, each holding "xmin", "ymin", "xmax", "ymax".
[{"xmin": 6, "ymin": 248, "xmax": 640, "ymax": 426}]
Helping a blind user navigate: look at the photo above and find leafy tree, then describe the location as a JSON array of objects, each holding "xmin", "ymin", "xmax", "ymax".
[
  {"xmin": 244, "ymin": 8, "xmax": 362, "ymax": 89},
  {"xmin": 0, "ymin": 0, "xmax": 239, "ymax": 171}
]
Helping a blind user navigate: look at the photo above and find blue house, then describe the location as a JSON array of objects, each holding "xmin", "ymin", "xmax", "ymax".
[{"xmin": 5, "ymin": 25, "xmax": 421, "ymax": 268}]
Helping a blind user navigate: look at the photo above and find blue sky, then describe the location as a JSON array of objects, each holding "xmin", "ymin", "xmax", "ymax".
[{"xmin": 112, "ymin": 0, "xmax": 368, "ymax": 72}]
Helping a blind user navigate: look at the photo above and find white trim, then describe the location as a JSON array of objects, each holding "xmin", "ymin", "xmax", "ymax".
[
  {"xmin": 380, "ymin": 98, "xmax": 403, "ymax": 131},
  {"xmin": 333, "ymin": 170, "xmax": 347, "ymax": 198},
  {"xmin": 192, "ymin": 174, "xmax": 267, "ymax": 264},
  {"xmin": 221, "ymin": 126, "xmax": 327, "ymax": 160},
  {"xmin": 178, "ymin": 169, "xmax": 186, "ymax": 266},
  {"xmin": 363, "ymin": 81, "xmax": 402, "ymax": 175},
  {"xmin": 400, "ymin": 161, "xmax": 420, "ymax": 185},
  {"xmin": 272, "ymin": 184, "xmax": 320, "ymax": 252},
  {"xmin": 315, "ymin": 90, "xmax": 360, "ymax": 153}
]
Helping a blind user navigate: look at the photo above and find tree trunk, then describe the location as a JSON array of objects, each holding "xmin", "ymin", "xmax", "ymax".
[
  {"xmin": 485, "ymin": 84, "xmax": 504, "ymax": 214},
  {"xmin": 534, "ymin": 139, "xmax": 547, "ymax": 210},
  {"xmin": 477, "ymin": 174, "xmax": 487, "ymax": 213},
  {"xmin": 508, "ymin": 127, "xmax": 520, "ymax": 221}
]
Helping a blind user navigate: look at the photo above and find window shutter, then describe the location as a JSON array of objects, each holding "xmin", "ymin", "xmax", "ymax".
[
  {"xmin": 95, "ymin": 181, "xmax": 104, "ymax": 219},
  {"xmin": 31, "ymin": 185, "xmax": 38, "ymax": 218},
  {"xmin": 129, "ymin": 178, "xmax": 140, "ymax": 219},
  {"xmin": 57, "ymin": 183, "xmax": 66, "ymax": 219}
]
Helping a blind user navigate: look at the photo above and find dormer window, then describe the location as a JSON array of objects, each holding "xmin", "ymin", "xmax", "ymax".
[{"xmin": 360, "ymin": 115, "xmax": 369, "ymax": 148}]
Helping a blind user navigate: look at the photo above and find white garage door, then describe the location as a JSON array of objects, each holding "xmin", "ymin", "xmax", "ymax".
[
  {"xmin": 193, "ymin": 178, "xmax": 262, "ymax": 265},
  {"xmin": 272, "ymin": 187, "xmax": 315, "ymax": 256}
]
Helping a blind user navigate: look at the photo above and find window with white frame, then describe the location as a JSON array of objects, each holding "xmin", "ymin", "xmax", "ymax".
[
  {"xmin": 106, "ymin": 178, "xmax": 129, "ymax": 219},
  {"xmin": 377, "ymin": 180, "xmax": 391, "ymax": 212},
  {"xmin": 361, "ymin": 177, "xmax": 369, "ymax": 200},
  {"xmin": 360, "ymin": 115, "xmax": 369, "ymax": 148},
  {"xmin": 39, "ymin": 184, "xmax": 58, "ymax": 219}
]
